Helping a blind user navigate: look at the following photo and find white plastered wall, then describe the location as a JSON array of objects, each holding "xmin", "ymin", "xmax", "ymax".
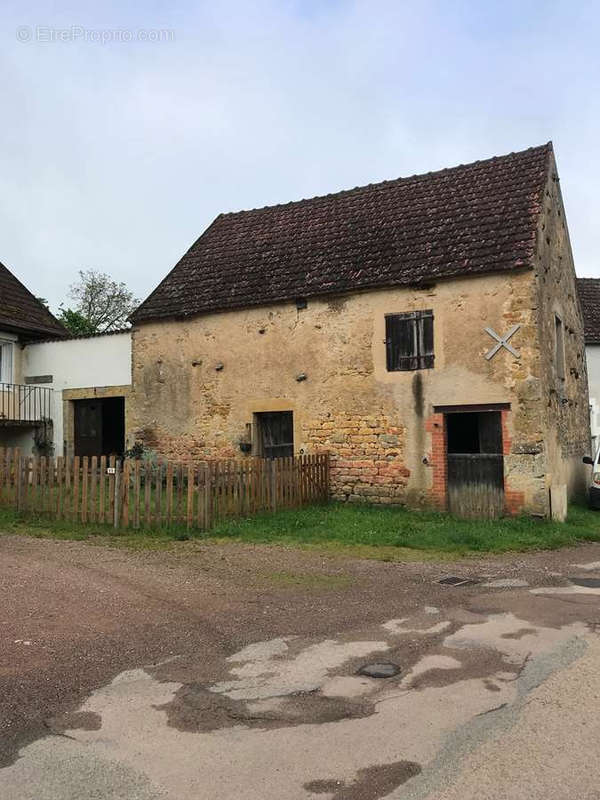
[
  {"xmin": 586, "ymin": 344, "xmax": 600, "ymax": 455},
  {"xmin": 22, "ymin": 331, "xmax": 132, "ymax": 455}
]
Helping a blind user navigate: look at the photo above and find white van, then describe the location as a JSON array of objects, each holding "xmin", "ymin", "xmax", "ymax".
[{"xmin": 583, "ymin": 452, "xmax": 600, "ymax": 508}]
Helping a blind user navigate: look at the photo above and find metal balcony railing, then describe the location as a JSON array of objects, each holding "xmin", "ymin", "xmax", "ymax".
[{"xmin": 0, "ymin": 383, "xmax": 53, "ymax": 425}]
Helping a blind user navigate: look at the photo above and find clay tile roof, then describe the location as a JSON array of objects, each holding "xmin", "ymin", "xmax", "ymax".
[
  {"xmin": 577, "ymin": 278, "xmax": 600, "ymax": 344},
  {"xmin": 132, "ymin": 143, "xmax": 553, "ymax": 324},
  {"xmin": 0, "ymin": 261, "xmax": 68, "ymax": 339}
]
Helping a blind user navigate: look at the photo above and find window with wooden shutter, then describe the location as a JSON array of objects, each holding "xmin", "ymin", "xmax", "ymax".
[{"xmin": 385, "ymin": 310, "xmax": 434, "ymax": 371}]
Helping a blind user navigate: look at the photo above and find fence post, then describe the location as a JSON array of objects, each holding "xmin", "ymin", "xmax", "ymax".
[
  {"xmin": 204, "ymin": 463, "xmax": 212, "ymax": 531},
  {"xmin": 270, "ymin": 458, "xmax": 277, "ymax": 512},
  {"xmin": 113, "ymin": 460, "xmax": 120, "ymax": 528},
  {"xmin": 15, "ymin": 448, "xmax": 22, "ymax": 512},
  {"xmin": 120, "ymin": 459, "xmax": 130, "ymax": 528},
  {"xmin": 81, "ymin": 456, "xmax": 88, "ymax": 524},
  {"xmin": 186, "ymin": 464, "xmax": 194, "ymax": 530}
]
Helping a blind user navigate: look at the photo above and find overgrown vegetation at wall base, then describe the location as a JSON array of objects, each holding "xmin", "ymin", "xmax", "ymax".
[
  {"xmin": 206, "ymin": 504, "xmax": 600, "ymax": 555},
  {"xmin": 1, "ymin": 503, "xmax": 600, "ymax": 557}
]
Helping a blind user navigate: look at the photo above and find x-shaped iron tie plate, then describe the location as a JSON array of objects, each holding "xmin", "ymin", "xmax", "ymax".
[{"xmin": 484, "ymin": 324, "xmax": 521, "ymax": 360}]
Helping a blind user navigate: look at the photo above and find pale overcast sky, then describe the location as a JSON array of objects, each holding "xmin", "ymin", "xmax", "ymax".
[{"xmin": 1, "ymin": 0, "xmax": 598, "ymax": 311}]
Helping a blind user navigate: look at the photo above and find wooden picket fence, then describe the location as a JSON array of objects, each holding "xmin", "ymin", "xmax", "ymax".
[{"xmin": 0, "ymin": 448, "xmax": 329, "ymax": 532}]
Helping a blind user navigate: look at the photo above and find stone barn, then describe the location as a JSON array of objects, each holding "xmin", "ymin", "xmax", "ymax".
[{"xmin": 129, "ymin": 143, "xmax": 589, "ymax": 518}]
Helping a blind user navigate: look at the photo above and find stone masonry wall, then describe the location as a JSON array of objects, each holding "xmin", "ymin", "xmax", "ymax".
[
  {"xmin": 531, "ymin": 154, "xmax": 591, "ymax": 503},
  {"xmin": 128, "ymin": 268, "xmax": 565, "ymax": 515},
  {"xmin": 303, "ymin": 413, "xmax": 409, "ymax": 504}
]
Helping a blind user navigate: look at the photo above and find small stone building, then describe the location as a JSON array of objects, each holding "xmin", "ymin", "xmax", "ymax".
[{"xmin": 129, "ymin": 143, "xmax": 589, "ymax": 518}]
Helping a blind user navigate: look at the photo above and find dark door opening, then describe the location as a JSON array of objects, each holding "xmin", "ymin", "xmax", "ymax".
[
  {"xmin": 446, "ymin": 410, "xmax": 504, "ymax": 518},
  {"xmin": 447, "ymin": 412, "xmax": 503, "ymax": 455},
  {"xmin": 73, "ymin": 397, "xmax": 125, "ymax": 457},
  {"xmin": 255, "ymin": 411, "xmax": 294, "ymax": 459}
]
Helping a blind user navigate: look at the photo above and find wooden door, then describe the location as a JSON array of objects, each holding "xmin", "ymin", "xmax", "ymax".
[
  {"xmin": 447, "ymin": 453, "xmax": 504, "ymax": 518},
  {"xmin": 74, "ymin": 400, "xmax": 102, "ymax": 457},
  {"xmin": 446, "ymin": 410, "xmax": 504, "ymax": 518}
]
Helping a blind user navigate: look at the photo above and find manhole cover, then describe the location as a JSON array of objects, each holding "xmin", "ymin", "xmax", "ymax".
[
  {"xmin": 568, "ymin": 577, "xmax": 600, "ymax": 588},
  {"xmin": 357, "ymin": 662, "xmax": 401, "ymax": 678},
  {"xmin": 438, "ymin": 576, "xmax": 480, "ymax": 587}
]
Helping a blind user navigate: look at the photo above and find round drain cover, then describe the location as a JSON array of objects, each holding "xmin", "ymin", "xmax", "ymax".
[{"xmin": 357, "ymin": 662, "xmax": 401, "ymax": 678}]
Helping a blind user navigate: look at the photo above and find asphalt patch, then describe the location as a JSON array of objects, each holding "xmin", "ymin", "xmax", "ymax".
[
  {"xmin": 159, "ymin": 682, "xmax": 376, "ymax": 732},
  {"xmin": 305, "ymin": 760, "xmax": 421, "ymax": 799}
]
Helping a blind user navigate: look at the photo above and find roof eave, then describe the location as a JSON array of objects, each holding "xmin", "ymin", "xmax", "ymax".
[
  {"xmin": 0, "ymin": 318, "xmax": 69, "ymax": 340},
  {"xmin": 131, "ymin": 261, "xmax": 536, "ymax": 326}
]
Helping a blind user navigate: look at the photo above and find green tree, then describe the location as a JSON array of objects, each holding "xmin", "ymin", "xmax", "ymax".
[
  {"xmin": 57, "ymin": 307, "xmax": 97, "ymax": 336},
  {"xmin": 58, "ymin": 269, "xmax": 140, "ymax": 334}
]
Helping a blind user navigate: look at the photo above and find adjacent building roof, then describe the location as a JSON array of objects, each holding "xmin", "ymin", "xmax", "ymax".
[
  {"xmin": 0, "ymin": 261, "xmax": 68, "ymax": 339},
  {"xmin": 132, "ymin": 143, "xmax": 553, "ymax": 324},
  {"xmin": 577, "ymin": 278, "xmax": 600, "ymax": 344},
  {"xmin": 30, "ymin": 327, "xmax": 132, "ymax": 345}
]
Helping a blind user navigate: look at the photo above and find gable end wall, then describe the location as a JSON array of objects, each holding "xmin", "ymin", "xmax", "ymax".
[{"xmin": 530, "ymin": 155, "xmax": 590, "ymax": 504}]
